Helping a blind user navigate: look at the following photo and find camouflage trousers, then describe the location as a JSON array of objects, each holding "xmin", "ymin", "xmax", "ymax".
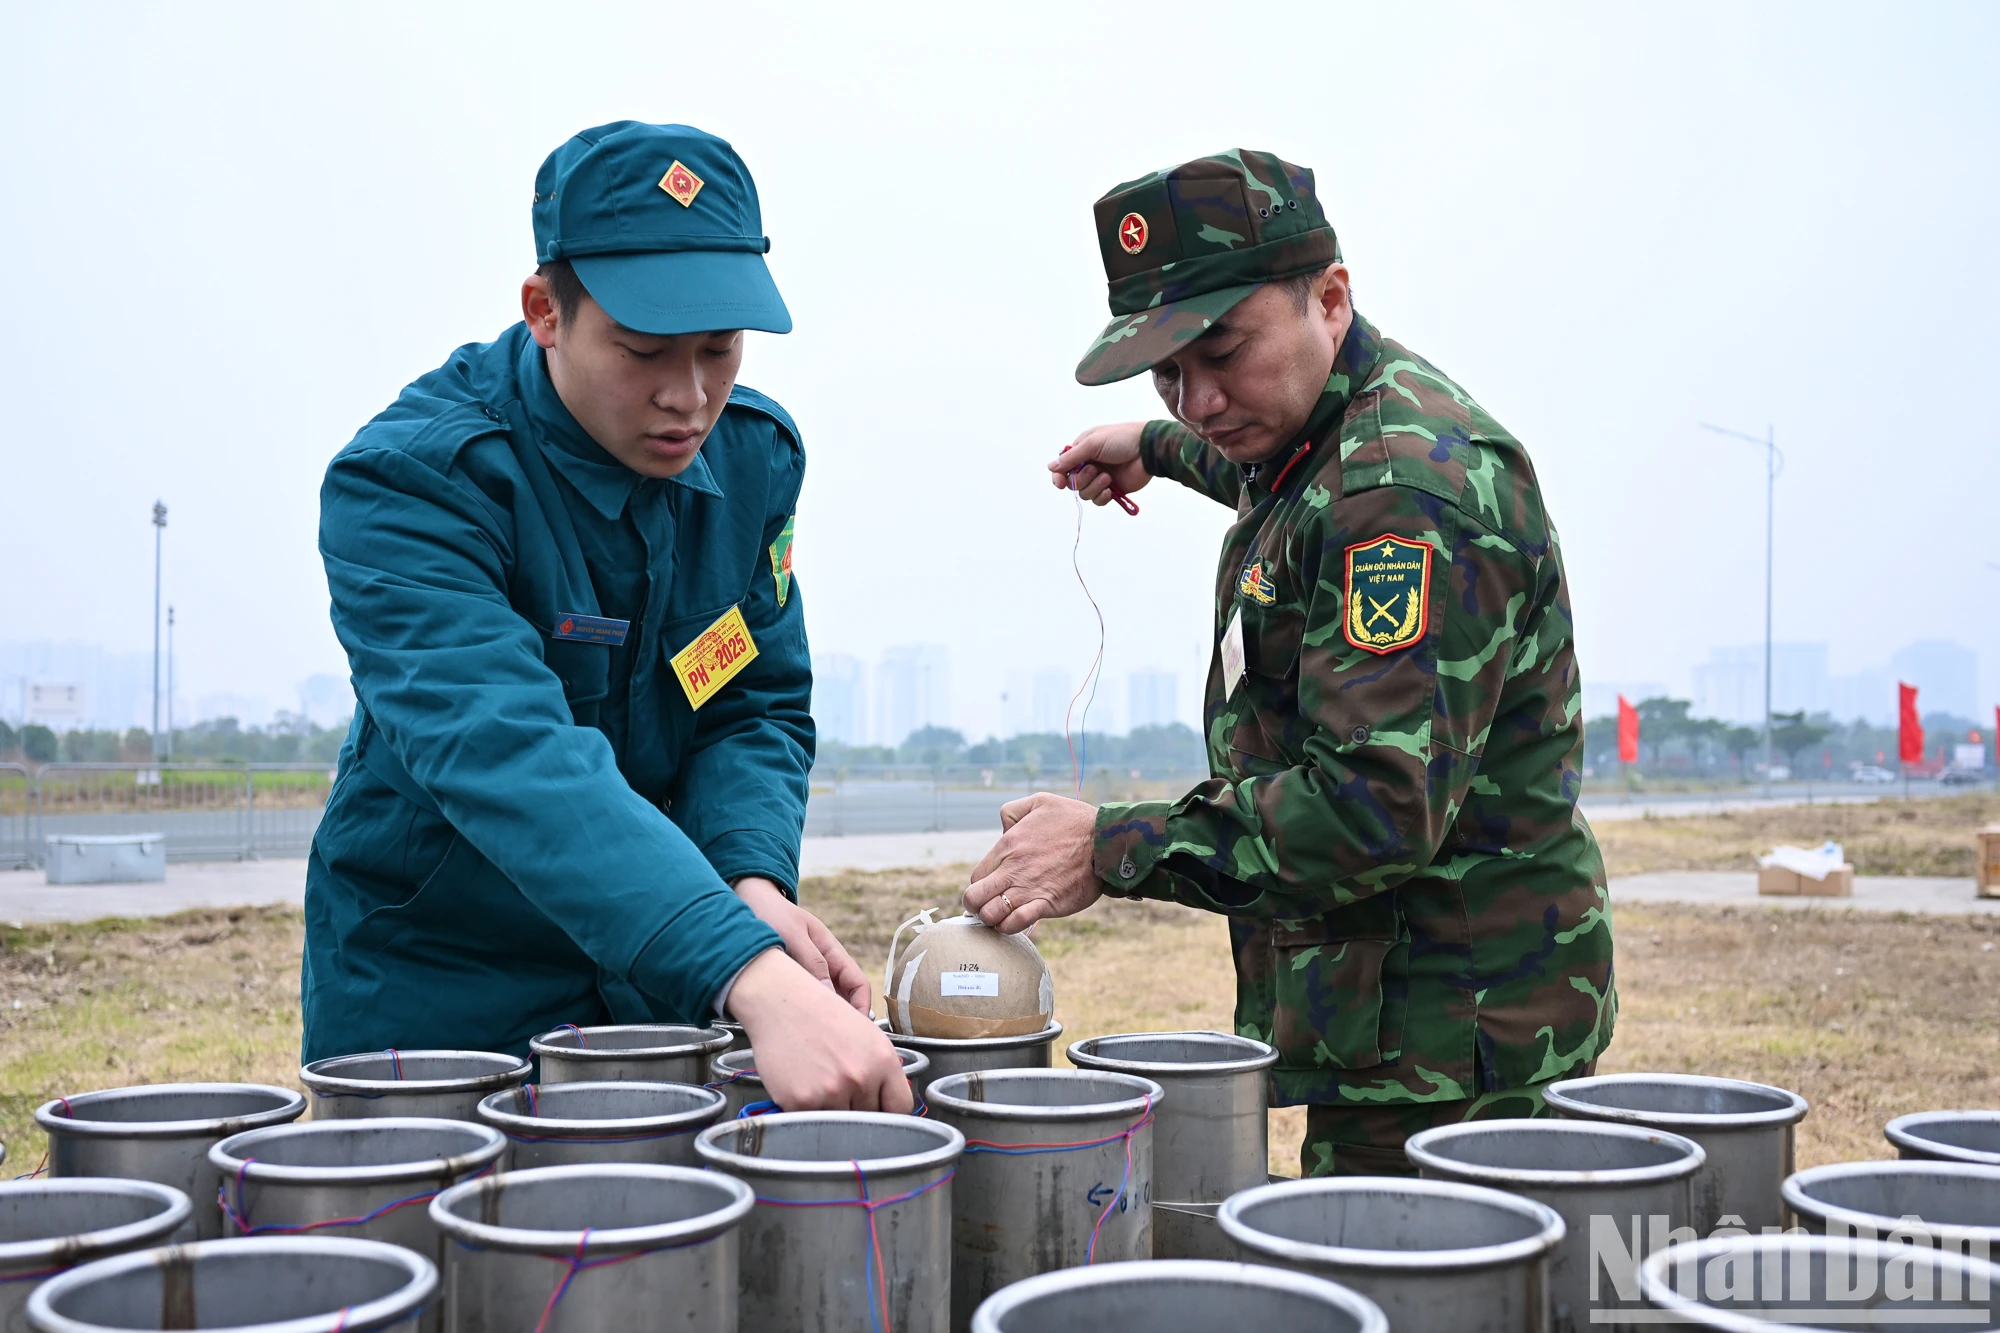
[{"xmin": 1302, "ymin": 1059, "xmax": 1599, "ymax": 1178}]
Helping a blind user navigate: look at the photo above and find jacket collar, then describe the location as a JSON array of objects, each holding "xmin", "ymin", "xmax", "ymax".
[
  {"xmin": 515, "ymin": 336, "xmax": 724, "ymax": 521},
  {"xmin": 1243, "ymin": 312, "xmax": 1384, "ymax": 500}
]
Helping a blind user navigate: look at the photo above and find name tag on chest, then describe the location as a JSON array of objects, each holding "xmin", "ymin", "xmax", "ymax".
[
  {"xmin": 672, "ymin": 605, "xmax": 760, "ymax": 710},
  {"xmin": 551, "ymin": 613, "xmax": 629, "ymax": 646},
  {"xmin": 1220, "ymin": 606, "xmax": 1247, "ymax": 700}
]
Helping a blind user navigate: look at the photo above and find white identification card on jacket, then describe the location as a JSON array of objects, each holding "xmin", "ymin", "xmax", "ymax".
[{"xmin": 1221, "ymin": 606, "xmax": 1247, "ymax": 700}]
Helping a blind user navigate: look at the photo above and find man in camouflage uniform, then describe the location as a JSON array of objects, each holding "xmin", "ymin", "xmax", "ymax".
[{"xmin": 963, "ymin": 150, "xmax": 1615, "ymax": 1175}]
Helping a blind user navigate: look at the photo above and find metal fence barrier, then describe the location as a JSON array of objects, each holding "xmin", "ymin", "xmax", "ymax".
[
  {"xmin": 0, "ymin": 759, "xmax": 1206, "ymax": 869},
  {"xmin": 803, "ymin": 762, "xmax": 1206, "ymax": 838},
  {"xmin": 0, "ymin": 762, "xmax": 31, "ymax": 871},
  {"xmin": 3, "ymin": 763, "xmax": 334, "ymax": 869}
]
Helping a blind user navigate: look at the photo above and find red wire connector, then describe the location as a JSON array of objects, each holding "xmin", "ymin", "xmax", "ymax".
[{"xmin": 1059, "ymin": 446, "xmax": 1138, "ymax": 515}]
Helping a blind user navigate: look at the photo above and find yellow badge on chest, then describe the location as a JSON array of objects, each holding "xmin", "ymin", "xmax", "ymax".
[
  {"xmin": 1237, "ymin": 559, "xmax": 1278, "ymax": 605},
  {"xmin": 672, "ymin": 605, "xmax": 759, "ymax": 709}
]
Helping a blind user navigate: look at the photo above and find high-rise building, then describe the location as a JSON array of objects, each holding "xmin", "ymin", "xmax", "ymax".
[
  {"xmin": 296, "ymin": 674, "xmax": 355, "ymax": 729},
  {"xmin": 873, "ymin": 644, "xmax": 951, "ymax": 747},
  {"xmin": 1690, "ymin": 643, "xmax": 1829, "ymax": 724},
  {"xmin": 1891, "ymin": 640, "xmax": 1978, "ymax": 720},
  {"xmin": 810, "ymin": 653, "xmax": 867, "ymax": 746},
  {"xmin": 1002, "ymin": 669, "xmax": 1032, "ymax": 738},
  {"xmin": 0, "ymin": 640, "xmax": 153, "ymax": 730},
  {"xmin": 1031, "ymin": 667, "xmax": 1073, "ymax": 736},
  {"xmin": 1128, "ymin": 669, "xmax": 1178, "ymax": 730},
  {"xmin": 1827, "ymin": 667, "xmax": 1895, "ymax": 726}
]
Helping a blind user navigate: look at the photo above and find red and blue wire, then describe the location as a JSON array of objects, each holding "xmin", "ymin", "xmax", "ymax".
[
  {"xmin": 960, "ymin": 1095, "xmax": 1153, "ymax": 1264},
  {"xmin": 218, "ymin": 1156, "xmax": 494, "ymax": 1237},
  {"xmin": 753, "ymin": 1161, "xmax": 953, "ymax": 1333},
  {"xmin": 1064, "ymin": 469, "xmax": 1109, "ymax": 793}
]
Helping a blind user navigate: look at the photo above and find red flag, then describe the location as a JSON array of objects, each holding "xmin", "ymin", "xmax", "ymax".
[
  {"xmin": 1898, "ymin": 683, "xmax": 1924, "ymax": 766},
  {"xmin": 1617, "ymin": 694, "xmax": 1639, "ymax": 764}
]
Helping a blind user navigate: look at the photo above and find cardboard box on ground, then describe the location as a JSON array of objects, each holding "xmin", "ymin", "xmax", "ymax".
[
  {"xmin": 1756, "ymin": 842, "xmax": 1854, "ymax": 898},
  {"xmin": 1978, "ymin": 825, "xmax": 2000, "ymax": 899},
  {"xmin": 1757, "ymin": 864, "xmax": 1856, "ymax": 898}
]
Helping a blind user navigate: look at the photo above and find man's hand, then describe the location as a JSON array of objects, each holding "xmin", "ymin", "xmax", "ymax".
[
  {"xmin": 734, "ymin": 876, "xmax": 872, "ymax": 1014},
  {"xmin": 1052, "ymin": 422, "xmax": 1150, "ymax": 507},
  {"xmin": 962, "ymin": 792, "xmax": 1105, "ymax": 934},
  {"xmin": 726, "ymin": 949, "xmax": 914, "ymax": 1113}
]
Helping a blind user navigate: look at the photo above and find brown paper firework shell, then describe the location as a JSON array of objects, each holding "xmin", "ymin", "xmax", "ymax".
[{"xmin": 883, "ymin": 912, "xmax": 1054, "ymax": 1039}]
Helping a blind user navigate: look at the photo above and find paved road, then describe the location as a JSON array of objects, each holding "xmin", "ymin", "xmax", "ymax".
[
  {"xmin": 0, "ymin": 831, "xmax": 1006, "ymax": 925},
  {"xmin": 3, "ymin": 834, "xmax": 1992, "ymax": 925},
  {"xmin": 813, "ymin": 779, "xmax": 1981, "ymax": 835},
  {"xmin": 1613, "ymin": 871, "xmax": 2000, "ymax": 917}
]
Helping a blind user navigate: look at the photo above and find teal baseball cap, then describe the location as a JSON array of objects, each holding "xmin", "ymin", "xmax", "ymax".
[{"xmin": 532, "ymin": 121, "xmax": 791, "ymax": 336}]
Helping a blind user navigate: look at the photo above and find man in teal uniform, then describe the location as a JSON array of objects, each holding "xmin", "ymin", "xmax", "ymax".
[{"xmin": 307, "ymin": 121, "xmax": 909, "ymax": 1111}]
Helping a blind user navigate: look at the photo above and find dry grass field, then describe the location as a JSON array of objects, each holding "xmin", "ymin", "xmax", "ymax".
[
  {"xmin": 3, "ymin": 793, "xmax": 1996, "ymax": 1177},
  {"xmin": 800, "ymin": 867, "xmax": 2000, "ymax": 1174},
  {"xmin": 1593, "ymin": 790, "xmax": 2000, "ymax": 878}
]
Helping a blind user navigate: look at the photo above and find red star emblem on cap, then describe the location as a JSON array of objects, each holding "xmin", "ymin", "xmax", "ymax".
[
  {"xmin": 1118, "ymin": 212, "xmax": 1148, "ymax": 255},
  {"xmin": 658, "ymin": 161, "xmax": 704, "ymax": 208}
]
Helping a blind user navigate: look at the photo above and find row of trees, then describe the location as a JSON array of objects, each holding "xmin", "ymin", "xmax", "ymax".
[
  {"xmin": 817, "ymin": 722, "xmax": 1208, "ymax": 775},
  {"xmin": 0, "ymin": 714, "xmax": 350, "ymax": 767},
  {"xmin": 14, "ymin": 704, "xmax": 1960, "ymax": 783},
  {"xmin": 4, "ymin": 714, "xmax": 1202, "ymax": 776},
  {"xmin": 1581, "ymin": 697, "xmax": 1984, "ymax": 777},
  {"xmin": 829, "ymin": 706, "xmax": 1975, "ymax": 782}
]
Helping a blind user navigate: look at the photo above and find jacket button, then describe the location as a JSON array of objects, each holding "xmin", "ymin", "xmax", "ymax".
[
  {"xmin": 1350, "ymin": 725, "xmax": 1370, "ymax": 745},
  {"xmin": 1118, "ymin": 855, "xmax": 1136, "ymax": 881}
]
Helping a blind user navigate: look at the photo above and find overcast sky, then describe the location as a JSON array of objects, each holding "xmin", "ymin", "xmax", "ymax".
[{"xmin": 3, "ymin": 2, "xmax": 1995, "ymax": 739}]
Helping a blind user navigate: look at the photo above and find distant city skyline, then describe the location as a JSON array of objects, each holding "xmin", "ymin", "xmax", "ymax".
[
  {"xmin": 1585, "ymin": 638, "xmax": 1982, "ymax": 727},
  {"xmin": 1128, "ymin": 669, "xmax": 1179, "ymax": 731},
  {"xmin": 1, "ymin": 639, "xmax": 353, "ymax": 732},
  {"xmin": 808, "ymin": 647, "xmax": 1192, "ymax": 748},
  {"xmin": 8, "ymin": 629, "xmax": 1988, "ymax": 743},
  {"xmin": 1686, "ymin": 639, "xmax": 1978, "ymax": 727}
]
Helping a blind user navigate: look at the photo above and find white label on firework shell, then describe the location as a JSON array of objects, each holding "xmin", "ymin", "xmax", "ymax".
[{"xmin": 940, "ymin": 971, "xmax": 1000, "ymax": 997}]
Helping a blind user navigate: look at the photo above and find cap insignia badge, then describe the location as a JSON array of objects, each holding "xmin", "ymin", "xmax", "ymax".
[
  {"xmin": 659, "ymin": 160, "xmax": 705, "ymax": 208},
  {"xmin": 1117, "ymin": 212, "xmax": 1148, "ymax": 255}
]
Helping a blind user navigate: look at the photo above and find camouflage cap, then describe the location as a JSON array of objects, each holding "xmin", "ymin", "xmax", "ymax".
[{"xmin": 1075, "ymin": 149, "xmax": 1341, "ymax": 386}]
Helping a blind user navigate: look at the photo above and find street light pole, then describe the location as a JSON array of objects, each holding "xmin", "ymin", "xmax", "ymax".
[
  {"xmin": 1699, "ymin": 423, "xmax": 1783, "ymax": 798},
  {"xmin": 166, "ymin": 605, "xmax": 175, "ymax": 763},
  {"xmin": 151, "ymin": 500, "xmax": 168, "ymax": 762}
]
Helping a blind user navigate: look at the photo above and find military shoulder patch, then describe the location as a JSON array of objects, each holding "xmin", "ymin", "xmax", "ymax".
[
  {"xmin": 768, "ymin": 516, "xmax": 795, "ymax": 606},
  {"xmin": 1237, "ymin": 558, "xmax": 1278, "ymax": 605},
  {"xmin": 1343, "ymin": 534, "xmax": 1431, "ymax": 655}
]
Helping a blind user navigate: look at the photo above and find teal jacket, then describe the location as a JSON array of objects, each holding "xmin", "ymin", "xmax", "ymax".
[{"xmin": 303, "ymin": 323, "xmax": 808, "ymax": 1062}]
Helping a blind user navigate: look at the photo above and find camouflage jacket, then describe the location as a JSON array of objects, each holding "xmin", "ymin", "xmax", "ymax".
[{"xmin": 1093, "ymin": 314, "xmax": 1616, "ymax": 1108}]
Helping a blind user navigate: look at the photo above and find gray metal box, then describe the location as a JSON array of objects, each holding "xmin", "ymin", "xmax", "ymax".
[{"xmin": 46, "ymin": 833, "xmax": 168, "ymax": 884}]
